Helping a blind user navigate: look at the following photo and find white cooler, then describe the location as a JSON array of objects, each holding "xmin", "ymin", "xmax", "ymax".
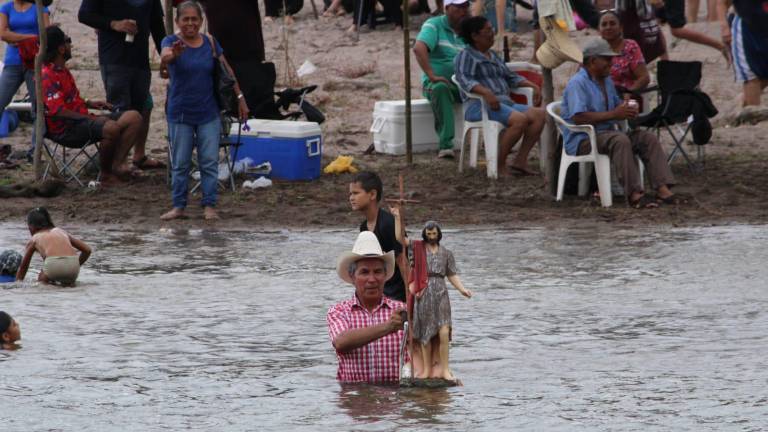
[{"xmin": 370, "ymin": 99, "xmax": 440, "ymax": 155}]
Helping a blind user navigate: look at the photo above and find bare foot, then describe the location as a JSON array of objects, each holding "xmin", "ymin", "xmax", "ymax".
[
  {"xmin": 508, "ymin": 164, "xmax": 539, "ymax": 176},
  {"xmin": 346, "ymin": 24, "xmax": 357, "ymax": 34},
  {"xmin": 160, "ymin": 208, "xmax": 186, "ymax": 220},
  {"xmin": 284, "ymin": 15, "xmax": 294, "ymax": 25},
  {"xmin": 203, "ymin": 207, "xmax": 220, "ymax": 221},
  {"xmin": 264, "ymin": 16, "xmax": 274, "ymax": 23},
  {"xmin": 336, "ymin": 8, "xmax": 346, "ymax": 16},
  {"xmin": 441, "ymin": 368, "xmax": 456, "ymax": 381},
  {"xmin": 322, "ymin": 9, "xmax": 334, "ymax": 17},
  {"xmin": 100, "ymin": 173, "xmax": 124, "ymax": 186}
]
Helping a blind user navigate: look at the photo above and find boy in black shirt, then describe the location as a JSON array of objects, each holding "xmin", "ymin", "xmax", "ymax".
[{"xmin": 349, "ymin": 172, "xmax": 406, "ymax": 302}]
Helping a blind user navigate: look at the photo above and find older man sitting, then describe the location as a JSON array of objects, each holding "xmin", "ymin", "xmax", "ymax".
[{"xmin": 327, "ymin": 231, "xmax": 407, "ymax": 383}]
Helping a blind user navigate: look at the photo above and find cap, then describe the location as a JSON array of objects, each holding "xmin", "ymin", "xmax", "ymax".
[
  {"xmin": 582, "ymin": 38, "xmax": 619, "ymax": 59},
  {"xmin": 444, "ymin": 0, "xmax": 470, "ymax": 7}
]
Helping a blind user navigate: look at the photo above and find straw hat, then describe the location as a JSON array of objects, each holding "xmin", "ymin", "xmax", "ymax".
[
  {"xmin": 336, "ymin": 231, "xmax": 396, "ymax": 284},
  {"xmin": 536, "ymin": 16, "xmax": 583, "ymax": 69}
]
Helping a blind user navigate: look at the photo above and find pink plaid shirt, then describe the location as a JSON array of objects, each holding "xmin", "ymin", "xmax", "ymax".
[{"xmin": 327, "ymin": 294, "xmax": 406, "ymax": 383}]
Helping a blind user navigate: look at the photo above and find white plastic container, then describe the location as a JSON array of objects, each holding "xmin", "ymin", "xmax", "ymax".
[{"xmin": 370, "ymin": 99, "xmax": 440, "ymax": 155}]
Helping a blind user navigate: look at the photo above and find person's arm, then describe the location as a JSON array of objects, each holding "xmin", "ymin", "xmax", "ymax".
[
  {"xmin": 332, "ymin": 310, "xmax": 404, "ymax": 353},
  {"xmin": 628, "ymin": 63, "xmax": 650, "ymax": 92},
  {"xmin": 149, "ymin": 0, "xmax": 166, "ymax": 56},
  {"xmin": 447, "ymin": 274, "xmax": 472, "ymax": 298},
  {"xmin": 79, "ymin": 0, "xmax": 138, "ymax": 35},
  {"xmin": 220, "ymin": 52, "xmax": 250, "ymax": 121},
  {"xmin": 15, "ymin": 242, "xmax": 35, "ymax": 281},
  {"xmin": 69, "ymin": 236, "xmax": 91, "ymax": 266},
  {"xmin": 455, "ymin": 51, "xmax": 500, "ymax": 110},
  {"xmin": 413, "ymin": 41, "xmax": 450, "ymax": 86},
  {"xmin": 717, "ymin": 0, "xmax": 733, "ymax": 46},
  {"xmin": 161, "ymin": 40, "xmax": 184, "ymax": 67},
  {"xmin": 572, "ymin": 105, "xmax": 633, "ymax": 124},
  {"xmin": 0, "ymin": 13, "xmax": 35, "ymax": 43}
]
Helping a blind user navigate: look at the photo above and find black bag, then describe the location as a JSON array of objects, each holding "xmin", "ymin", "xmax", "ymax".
[{"xmin": 208, "ymin": 35, "xmax": 238, "ymax": 115}]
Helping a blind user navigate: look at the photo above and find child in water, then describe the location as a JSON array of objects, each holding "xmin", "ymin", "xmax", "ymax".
[
  {"xmin": 15, "ymin": 208, "xmax": 92, "ymax": 286},
  {"xmin": 0, "ymin": 311, "xmax": 21, "ymax": 350}
]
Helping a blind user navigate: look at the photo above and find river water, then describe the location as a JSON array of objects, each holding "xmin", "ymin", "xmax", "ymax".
[{"xmin": 0, "ymin": 223, "xmax": 766, "ymax": 431}]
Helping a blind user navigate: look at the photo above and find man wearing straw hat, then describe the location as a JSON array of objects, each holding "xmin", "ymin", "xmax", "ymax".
[{"xmin": 327, "ymin": 231, "xmax": 408, "ymax": 383}]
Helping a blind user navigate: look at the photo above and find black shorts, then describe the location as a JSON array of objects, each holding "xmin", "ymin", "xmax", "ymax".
[
  {"xmin": 100, "ymin": 64, "xmax": 152, "ymax": 112},
  {"xmin": 50, "ymin": 111, "xmax": 121, "ymax": 149},
  {"xmin": 656, "ymin": 0, "xmax": 686, "ymax": 29}
]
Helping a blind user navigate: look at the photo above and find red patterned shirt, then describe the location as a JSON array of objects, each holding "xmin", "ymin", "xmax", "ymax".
[
  {"xmin": 327, "ymin": 294, "xmax": 407, "ymax": 383},
  {"xmin": 41, "ymin": 63, "xmax": 89, "ymax": 135},
  {"xmin": 610, "ymin": 38, "xmax": 646, "ymax": 91}
]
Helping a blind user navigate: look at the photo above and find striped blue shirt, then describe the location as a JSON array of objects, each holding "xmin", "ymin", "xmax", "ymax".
[{"xmin": 454, "ymin": 46, "xmax": 524, "ymax": 104}]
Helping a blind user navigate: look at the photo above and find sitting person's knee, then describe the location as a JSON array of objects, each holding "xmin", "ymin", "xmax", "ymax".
[
  {"xmin": 431, "ymin": 81, "xmax": 451, "ymax": 95},
  {"xmin": 102, "ymin": 121, "xmax": 120, "ymax": 139},
  {"xmin": 507, "ymin": 112, "xmax": 527, "ymax": 128},
  {"xmin": 120, "ymin": 110, "xmax": 142, "ymax": 125}
]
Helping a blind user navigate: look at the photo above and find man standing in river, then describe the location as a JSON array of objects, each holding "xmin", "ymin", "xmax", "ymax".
[{"xmin": 327, "ymin": 232, "xmax": 407, "ymax": 383}]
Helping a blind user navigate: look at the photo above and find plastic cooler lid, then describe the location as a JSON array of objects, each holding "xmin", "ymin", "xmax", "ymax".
[
  {"xmin": 373, "ymin": 99, "xmax": 432, "ymax": 114},
  {"xmin": 231, "ymin": 119, "xmax": 321, "ymax": 138}
]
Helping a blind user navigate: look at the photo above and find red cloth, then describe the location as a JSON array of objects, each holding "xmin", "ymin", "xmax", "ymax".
[
  {"xmin": 327, "ymin": 294, "xmax": 408, "ymax": 383},
  {"xmin": 410, "ymin": 240, "xmax": 428, "ymax": 296},
  {"xmin": 41, "ymin": 63, "xmax": 90, "ymax": 136},
  {"xmin": 17, "ymin": 37, "xmax": 38, "ymax": 71}
]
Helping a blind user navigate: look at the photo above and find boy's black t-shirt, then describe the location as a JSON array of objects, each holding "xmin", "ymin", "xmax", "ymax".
[
  {"xmin": 359, "ymin": 207, "xmax": 405, "ymax": 302},
  {"xmin": 734, "ymin": 0, "xmax": 768, "ymax": 37}
]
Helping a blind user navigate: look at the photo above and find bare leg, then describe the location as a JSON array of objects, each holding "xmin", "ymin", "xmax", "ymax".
[
  {"xmin": 687, "ymin": 0, "xmax": 700, "ymax": 23},
  {"xmin": 98, "ymin": 121, "xmax": 123, "ymax": 184},
  {"xmin": 743, "ymin": 79, "xmax": 766, "ymax": 107},
  {"xmin": 113, "ymin": 111, "xmax": 144, "ymax": 174},
  {"xmin": 130, "ymin": 109, "xmax": 151, "ymax": 162},
  {"xmin": 498, "ymin": 112, "xmax": 527, "ymax": 176},
  {"xmin": 437, "ymin": 325, "xmax": 455, "ymax": 380},
  {"xmin": 417, "ymin": 340, "xmax": 432, "ymax": 379},
  {"xmin": 509, "ymin": 107, "xmax": 545, "ymax": 174}
]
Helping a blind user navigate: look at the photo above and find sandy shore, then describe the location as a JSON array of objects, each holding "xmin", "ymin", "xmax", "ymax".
[{"xmin": 0, "ymin": 0, "xmax": 766, "ymax": 229}]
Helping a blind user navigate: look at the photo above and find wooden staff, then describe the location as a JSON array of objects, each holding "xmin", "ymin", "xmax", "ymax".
[
  {"xmin": 385, "ymin": 174, "xmax": 419, "ymax": 379},
  {"xmin": 33, "ymin": 0, "xmax": 47, "ymax": 179}
]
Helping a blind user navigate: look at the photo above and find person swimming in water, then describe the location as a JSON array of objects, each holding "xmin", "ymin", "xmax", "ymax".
[
  {"xmin": 0, "ymin": 311, "xmax": 21, "ymax": 350},
  {"xmin": 15, "ymin": 207, "xmax": 92, "ymax": 286}
]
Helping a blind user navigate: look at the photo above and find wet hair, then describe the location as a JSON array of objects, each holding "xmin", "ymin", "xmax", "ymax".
[
  {"xmin": 176, "ymin": 0, "xmax": 203, "ymax": 20},
  {"xmin": 27, "ymin": 207, "xmax": 55, "ymax": 230},
  {"xmin": 459, "ymin": 16, "xmax": 489, "ymax": 47},
  {"xmin": 0, "ymin": 311, "xmax": 11, "ymax": 335},
  {"xmin": 421, "ymin": 220, "xmax": 443, "ymax": 244},
  {"xmin": 348, "ymin": 259, "xmax": 387, "ymax": 278},
  {"xmin": 352, "ymin": 171, "xmax": 383, "ymax": 203}
]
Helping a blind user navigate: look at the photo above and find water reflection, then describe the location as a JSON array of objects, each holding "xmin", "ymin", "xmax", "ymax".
[{"xmin": 0, "ymin": 224, "xmax": 766, "ymax": 430}]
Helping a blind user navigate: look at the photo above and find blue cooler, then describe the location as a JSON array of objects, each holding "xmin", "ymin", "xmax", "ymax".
[{"xmin": 230, "ymin": 119, "xmax": 322, "ymax": 181}]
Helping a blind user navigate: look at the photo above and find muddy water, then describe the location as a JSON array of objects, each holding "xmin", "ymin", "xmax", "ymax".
[{"xmin": 0, "ymin": 224, "xmax": 766, "ymax": 431}]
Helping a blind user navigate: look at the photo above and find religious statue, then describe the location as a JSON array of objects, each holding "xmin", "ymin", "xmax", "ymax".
[{"xmin": 392, "ymin": 211, "xmax": 472, "ymax": 381}]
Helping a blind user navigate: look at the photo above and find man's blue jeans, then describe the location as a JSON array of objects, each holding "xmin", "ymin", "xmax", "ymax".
[
  {"xmin": 168, "ymin": 118, "xmax": 221, "ymax": 209},
  {"xmin": 0, "ymin": 65, "xmax": 36, "ymax": 152}
]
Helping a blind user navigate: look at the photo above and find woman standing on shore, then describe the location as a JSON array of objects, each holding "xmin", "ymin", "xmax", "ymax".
[
  {"xmin": 160, "ymin": 1, "xmax": 248, "ymax": 221},
  {"xmin": 0, "ymin": 0, "xmax": 49, "ymax": 158}
]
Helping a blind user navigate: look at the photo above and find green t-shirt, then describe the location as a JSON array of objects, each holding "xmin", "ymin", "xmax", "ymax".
[{"xmin": 416, "ymin": 15, "xmax": 467, "ymax": 87}]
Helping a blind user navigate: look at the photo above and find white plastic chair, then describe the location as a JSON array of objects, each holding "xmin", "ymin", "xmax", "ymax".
[
  {"xmin": 452, "ymin": 75, "xmax": 534, "ymax": 179},
  {"xmin": 547, "ymin": 101, "xmax": 644, "ymax": 207}
]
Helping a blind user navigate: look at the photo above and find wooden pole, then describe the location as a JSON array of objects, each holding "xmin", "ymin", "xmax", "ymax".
[
  {"xmin": 542, "ymin": 67, "xmax": 555, "ymax": 192},
  {"xmin": 32, "ymin": 1, "xmax": 46, "ymax": 180},
  {"xmin": 165, "ymin": 0, "xmax": 174, "ymax": 34},
  {"xmin": 403, "ymin": 0, "xmax": 412, "ymax": 165}
]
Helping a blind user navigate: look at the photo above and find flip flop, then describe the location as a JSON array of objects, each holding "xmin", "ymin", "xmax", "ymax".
[
  {"xmin": 132, "ymin": 156, "xmax": 166, "ymax": 170},
  {"xmin": 629, "ymin": 195, "xmax": 659, "ymax": 209},
  {"xmin": 508, "ymin": 166, "xmax": 539, "ymax": 176}
]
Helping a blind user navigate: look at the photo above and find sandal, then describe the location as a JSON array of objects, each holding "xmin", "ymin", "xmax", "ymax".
[
  {"xmin": 132, "ymin": 156, "xmax": 166, "ymax": 170},
  {"xmin": 629, "ymin": 195, "xmax": 659, "ymax": 209}
]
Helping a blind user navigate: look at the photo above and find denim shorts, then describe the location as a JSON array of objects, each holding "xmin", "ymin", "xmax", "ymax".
[{"xmin": 464, "ymin": 96, "xmax": 529, "ymax": 125}]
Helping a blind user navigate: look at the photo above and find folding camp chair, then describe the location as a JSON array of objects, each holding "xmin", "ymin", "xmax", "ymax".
[
  {"xmin": 41, "ymin": 132, "xmax": 101, "ymax": 187},
  {"xmin": 636, "ymin": 60, "xmax": 718, "ymax": 172}
]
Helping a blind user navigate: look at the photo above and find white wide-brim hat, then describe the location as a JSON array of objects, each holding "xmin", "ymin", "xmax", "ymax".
[
  {"xmin": 336, "ymin": 231, "xmax": 396, "ymax": 285},
  {"xmin": 536, "ymin": 16, "xmax": 583, "ymax": 69}
]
